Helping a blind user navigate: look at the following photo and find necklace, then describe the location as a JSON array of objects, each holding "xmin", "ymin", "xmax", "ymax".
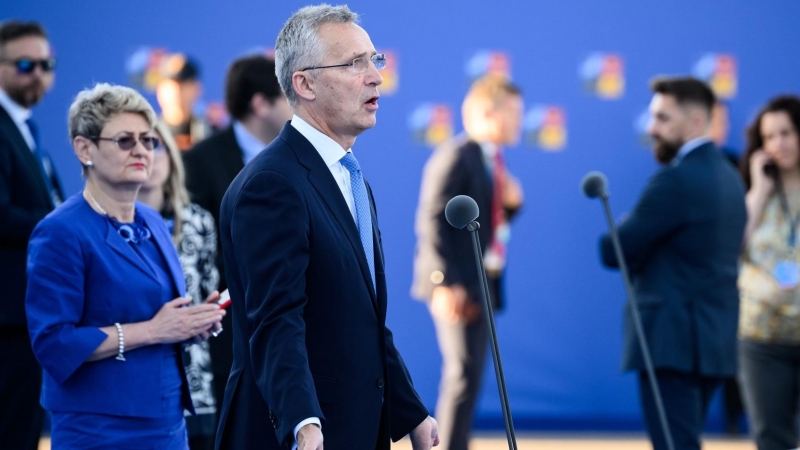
[
  {"xmin": 86, "ymin": 188, "xmax": 151, "ymax": 244},
  {"xmin": 86, "ymin": 188, "xmax": 109, "ymax": 216}
]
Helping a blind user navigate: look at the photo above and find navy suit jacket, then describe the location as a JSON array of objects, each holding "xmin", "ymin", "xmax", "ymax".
[
  {"xmin": 0, "ymin": 104, "xmax": 62, "ymax": 326},
  {"xmin": 600, "ymin": 143, "xmax": 746, "ymax": 377},
  {"xmin": 26, "ymin": 194, "xmax": 193, "ymax": 417},
  {"xmin": 216, "ymin": 123, "xmax": 428, "ymax": 450}
]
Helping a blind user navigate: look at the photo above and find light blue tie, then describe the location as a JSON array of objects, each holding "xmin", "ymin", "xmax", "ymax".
[{"xmin": 340, "ymin": 152, "xmax": 376, "ymax": 292}]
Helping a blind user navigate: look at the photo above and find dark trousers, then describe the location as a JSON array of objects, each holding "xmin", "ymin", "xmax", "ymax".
[
  {"xmin": 638, "ymin": 369, "xmax": 721, "ymax": 450},
  {"xmin": 739, "ymin": 338, "xmax": 800, "ymax": 450},
  {"xmin": 0, "ymin": 328, "xmax": 44, "ymax": 450},
  {"xmin": 433, "ymin": 312, "xmax": 488, "ymax": 450}
]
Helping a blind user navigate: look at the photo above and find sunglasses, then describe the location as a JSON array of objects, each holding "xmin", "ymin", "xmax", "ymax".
[
  {"xmin": 90, "ymin": 135, "xmax": 162, "ymax": 151},
  {"xmin": 0, "ymin": 58, "xmax": 56, "ymax": 74}
]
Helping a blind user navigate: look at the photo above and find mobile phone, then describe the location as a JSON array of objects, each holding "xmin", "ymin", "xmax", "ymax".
[
  {"xmin": 764, "ymin": 161, "xmax": 778, "ymax": 178},
  {"xmin": 216, "ymin": 289, "xmax": 231, "ymax": 309}
]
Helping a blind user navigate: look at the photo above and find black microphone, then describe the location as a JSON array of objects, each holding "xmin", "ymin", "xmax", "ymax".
[
  {"xmin": 444, "ymin": 195, "xmax": 518, "ymax": 450},
  {"xmin": 581, "ymin": 171, "xmax": 675, "ymax": 450},
  {"xmin": 581, "ymin": 171, "xmax": 608, "ymax": 199}
]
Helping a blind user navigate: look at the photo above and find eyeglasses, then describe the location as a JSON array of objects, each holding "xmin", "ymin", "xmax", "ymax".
[
  {"xmin": 89, "ymin": 135, "xmax": 162, "ymax": 151},
  {"xmin": 301, "ymin": 53, "xmax": 386, "ymax": 73},
  {"xmin": 0, "ymin": 58, "xmax": 56, "ymax": 74}
]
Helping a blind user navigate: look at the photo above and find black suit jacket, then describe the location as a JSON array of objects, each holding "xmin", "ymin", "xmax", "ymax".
[
  {"xmin": 215, "ymin": 123, "xmax": 428, "ymax": 450},
  {"xmin": 600, "ymin": 143, "xmax": 746, "ymax": 377},
  {"xmin": 412, "ymin": 137, "xmax": 518, "ymax": 308},
  {"xmin": 0, "ymin": 104, "xmax": 61, "ymax": 326}
]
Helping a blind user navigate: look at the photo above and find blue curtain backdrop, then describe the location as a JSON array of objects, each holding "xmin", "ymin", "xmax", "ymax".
[{"xmin": 7, "ymin": 0, "xmax": 800, "ymax": 432}]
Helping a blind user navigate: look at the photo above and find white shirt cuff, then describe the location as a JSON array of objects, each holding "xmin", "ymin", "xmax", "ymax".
[{"xmin": 292, "ymin": 417, "xmax": 321, "ymax": 450}]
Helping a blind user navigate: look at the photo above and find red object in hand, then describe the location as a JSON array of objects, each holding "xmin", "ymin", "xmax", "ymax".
[{"xmin": 216, "ymin": 289, "xmax": 232, "ymax": 309}]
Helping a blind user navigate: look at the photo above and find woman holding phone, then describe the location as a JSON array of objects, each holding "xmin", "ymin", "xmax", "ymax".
[{"xmin": 738, "ymin": 95, "xmax": 800, "ymax": 450}]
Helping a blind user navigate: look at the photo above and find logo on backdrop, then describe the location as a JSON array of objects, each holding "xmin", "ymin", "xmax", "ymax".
[
  {"xmin": 409, "ymin": 103, "xmax": 454, "ymax": 147},
  {"xmin": 692, "ymin": 53, "xmax": 737, "ymax": 99},
  {"xmin": 126, "ymin": 47, "xmax": 171, "ymax": 92},
  {"xmin": 465, "ymin": 50, "xmax": 511, "ymax": 81},
  {"xmin": 378, "ymin": 50, "xmax": 399, "ymax": 95},
  {"xmin": 580, "ymin": 53, "xmax": 624, "ymax": 99},
  {"xmin": 524, "ymin": 105, "xmax": 567, "ymax": 151}
]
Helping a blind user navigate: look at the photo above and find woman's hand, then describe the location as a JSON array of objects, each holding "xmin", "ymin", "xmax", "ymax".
[
  {"xmin": 750, "ymin": 149, "xmax": 775, "ymax": 195},
  {"xmin": 148, "ymin": 296, "xmax": 225, "ymax": 344}
]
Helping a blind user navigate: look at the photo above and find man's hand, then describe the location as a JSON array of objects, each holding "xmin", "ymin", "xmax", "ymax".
[
  {"xmin": 430, "ymin": 284, "xmax": 480, "ymax": 324},
  {"xmin": 297, "ymin": 423, "xmax": 323, "ymax": 450},
  {"xmin": 409, "ymin": 416, "xmax": 439, "ymax": 450}
]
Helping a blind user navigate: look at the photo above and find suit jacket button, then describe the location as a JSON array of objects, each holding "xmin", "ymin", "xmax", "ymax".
[{"xmin": 377, "ymin": 378, "xmax": 384, "ymax": 388}]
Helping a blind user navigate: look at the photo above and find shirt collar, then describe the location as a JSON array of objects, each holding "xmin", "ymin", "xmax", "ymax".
[
  {"xmin": 290, "ymin": 114, "xmax": 351, "ymax": 167},
  {"xmin": 478, "ymin": 141, "xmax": 499, "ymax": 159},
  {"xmin": 672, "ymin": 136, "xmax": 712, "ymax": 166},
  {"xmin": 232, "ymin": 121, "xmax": 269, "ymax": 164},
  {"xmin": 0, "ymin": 87, "xmax": 31, "ymax": 126}
]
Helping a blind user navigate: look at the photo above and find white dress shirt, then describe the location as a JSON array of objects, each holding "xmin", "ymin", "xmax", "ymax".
[
  {"xmin": 232, "ymin": 120, "xmax": 270, "ymax": 164},
  {"xmin": 291, "ymin": 114, "xmax": 358, "ymax": 222},
  {"xmin": 0, "ymin": 87, "xmax": 36, "ymax": 151}
]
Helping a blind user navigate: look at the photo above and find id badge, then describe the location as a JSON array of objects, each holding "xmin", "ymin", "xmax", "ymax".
[{"xmin": 774, "ymin": 260, "xmax": 800, "ymax": 290}]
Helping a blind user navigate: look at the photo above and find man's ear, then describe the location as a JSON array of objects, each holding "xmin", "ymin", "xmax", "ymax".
[
  {"xmin": 690, "ymin": 107, "xmax": 711, "ymax": 135},
  {"xmin": 292, "ymin": 71, "xmax": 317, "ymax": 102},
  {"xmin": 250, "ymin": 93, "xmax": 268, "ymax": 118}
]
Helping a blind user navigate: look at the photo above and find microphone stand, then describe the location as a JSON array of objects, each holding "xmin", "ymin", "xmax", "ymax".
[
  {"xmin": 465, "ymin": 221, "xmax": 518, "ymax": 450},
  {"xmin": 596, "ymin": 193, "xmax": 675, "ymax": 450}
]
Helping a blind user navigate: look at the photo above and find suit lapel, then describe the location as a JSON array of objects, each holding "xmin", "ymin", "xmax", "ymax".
[
  {"xmin": 0, "ymin": 106, "xmax": 52, "ymax": 207},
  {"xmin": 366, "ymin": 180, "xmax": 387, "ymax": 321},
  {"xmin": 142, "ymin": 206, "xmax": 186, "ymax": 297},
  {"xmin": 104, "ymin": 221, "xmax": 158, "ymax": 283},
  {"xmin": 280, "ymin": 125, "xmax": 379, "ymax": 313},
  {"xmin": 221, "ymin": 126, "xmax": 246, "ymax": 182}
]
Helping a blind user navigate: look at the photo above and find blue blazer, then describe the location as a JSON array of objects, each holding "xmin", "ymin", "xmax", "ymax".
[
  {"xmin": 26, "ymin": 193, "xmax": 193, "ymax": 417},
  {"xmin": 216, "ymin": 123, "xmax": 428, "ymax": 450},
  {"xmin": 600, "ymin": 143, "xmax": 747, "ymax": 377}
]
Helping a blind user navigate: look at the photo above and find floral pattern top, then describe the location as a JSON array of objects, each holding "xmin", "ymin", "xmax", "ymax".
[
  {"xmin": 739, "ymin": 189, "xmax": 800, "ymax": 344},
  {"xmin": 167, "ymin": 203, "xmax": 220, "ymax": 435}
]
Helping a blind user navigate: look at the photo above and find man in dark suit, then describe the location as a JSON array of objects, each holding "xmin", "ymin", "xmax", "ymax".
[
  {"xmin": 599, "ymin": 77, "xmax": 746, "ymax": 450},
  {"xmin": 215, "ymin": 5, "xmax": 438, "ymax": 450},
  {"xmin": 183, "ymin": 54, "xmax": 291, "ymax": 412},
  {"xmin": 0, "ymin": 20, "xmax": 61, "ymax": 450},
  {"xmin": 411, "ymin": 75, "xmax": 523, "ymax": 450}
]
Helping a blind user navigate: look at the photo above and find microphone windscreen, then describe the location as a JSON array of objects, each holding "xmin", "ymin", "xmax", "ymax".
[
  {"xmin": 581, "ymin": 171, "xmax": 608, "ymax": 199},
  {"xmin": 445, "ymin": 195, "xmax": 480, "ymax": 229}
]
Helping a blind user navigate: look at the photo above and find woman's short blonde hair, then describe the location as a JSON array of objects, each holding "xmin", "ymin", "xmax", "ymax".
[
  {"xmin": 68, "ymin": 83, "xmax": 156, "ymax": 140},
  {"xmin": 68, "ymin": 83, "xmax": 156, "ymax": 175}
]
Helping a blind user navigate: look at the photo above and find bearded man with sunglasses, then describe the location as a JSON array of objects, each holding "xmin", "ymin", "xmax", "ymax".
[{"xmin": 0, "ymin": 20, "xmax": 62, "ymax": 450}]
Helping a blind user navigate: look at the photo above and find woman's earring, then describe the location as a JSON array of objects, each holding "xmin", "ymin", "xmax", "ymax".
[{"xmin": 86, "ymin": 160, "xmax": 93, "ymax": 167}]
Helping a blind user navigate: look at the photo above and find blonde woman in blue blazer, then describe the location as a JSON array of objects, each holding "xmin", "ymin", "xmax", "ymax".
[{"xmin": 25, "ymin": 83, "xmax": 225, "ymax": 449}]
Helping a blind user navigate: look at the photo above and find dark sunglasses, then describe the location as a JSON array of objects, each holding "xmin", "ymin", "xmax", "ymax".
[
  {"xmin": 0, "ymin": 58, "xmax": 56, "ymax": 74},
  {"xmin": 89, "ymin": 135, "xmax": 162, "ymax": 151}
]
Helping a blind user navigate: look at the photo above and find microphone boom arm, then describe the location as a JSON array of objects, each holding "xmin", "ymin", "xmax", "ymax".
[{"xmin": 466, "ymin": 220, "xmax": 518, "ymax": 450}]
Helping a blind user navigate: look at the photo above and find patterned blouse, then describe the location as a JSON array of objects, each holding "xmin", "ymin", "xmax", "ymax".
[
  {"xmin": 170, "ymin": 203, "xmax": 220, "ymax": 436},
  {"xmin": 739, "ymin": 189, "xmax": 800, "ymax": 344}
]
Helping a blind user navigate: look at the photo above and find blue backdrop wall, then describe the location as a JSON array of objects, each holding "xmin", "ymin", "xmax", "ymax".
[{"xmin": 7, "ymin": 0, "xmax": 800, "ymax": 432}]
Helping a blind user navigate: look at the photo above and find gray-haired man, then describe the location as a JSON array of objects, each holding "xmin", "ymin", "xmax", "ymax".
[{"xmin": 215, "ymin": 5, "xmax": 439, "ymax": 450}]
